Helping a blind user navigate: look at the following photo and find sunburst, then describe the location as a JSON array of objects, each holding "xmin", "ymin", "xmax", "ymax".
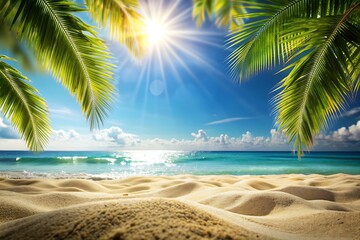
[
  {"xmin": 117, "ymin": 0, "xmax": 225, "ymax": 118},
  {"xmin": 144, "ymin": 19, "xmax": 168, "ymax": 44}
]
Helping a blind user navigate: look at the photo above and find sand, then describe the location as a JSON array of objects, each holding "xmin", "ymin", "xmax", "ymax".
[{"xmin": 0, "ymin": 174, "xmax": 359, "ymax": 239}]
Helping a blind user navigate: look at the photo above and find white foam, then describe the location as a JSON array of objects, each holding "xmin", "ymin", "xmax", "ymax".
[{"xmin": 57, "ymin": 156, "xmax": 88, "ymax": 160}]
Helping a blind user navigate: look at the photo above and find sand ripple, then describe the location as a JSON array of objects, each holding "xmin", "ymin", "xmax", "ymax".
[{"xmin": 0, "ymin": 174, "xmax": 359, "ymax": 239}]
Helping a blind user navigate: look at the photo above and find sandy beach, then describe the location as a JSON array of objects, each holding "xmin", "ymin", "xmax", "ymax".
[
  {"xmin": 0, "ymin": 174, "xmax": 359, "ymax": 239},
  {"xmin": 1, "ymin": 0, "xmax": 360, "ymax": 239}
]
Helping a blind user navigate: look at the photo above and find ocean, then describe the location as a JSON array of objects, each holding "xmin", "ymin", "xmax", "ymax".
[{"xmin": 0, "ymin": 151, "xmax": 359, "ymax": 179}]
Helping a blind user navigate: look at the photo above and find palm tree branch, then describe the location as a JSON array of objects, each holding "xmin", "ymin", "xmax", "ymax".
[
  {"xmin": 39, "ymin": 0, "xmax": 93, "ymax": 100},
  {"xmin": 0, "ymin": 20, "xmax": 34, "ymax": 70},
  {"xmin": 227, "ymin": 0, "xmax": 359, "ymax": 81},
  {"xmin": 214, "ymin": 0, "xmax": 247, "ymax": 31},
  {"xmin": 3, "ymin": 0, "xmax": 115, "ymax": 129},
  {"xmin": 192, "ymin": 0, "xmax": 214, "ymax": 27},
  {"xmin": 227, "ymin": 0, "xmax": 301, "ymax": 70},
  {"xmin": 0, "ymin": 56, "xmax": 50, "ymax": 151},
  {"xmin": 85, "ymin": 0, "xmax": 145, "ymax": 57},
  {"xmin": 297, "ymin": 2, "xmax": 360, "ymax": 140},
  {"xmin": 273, "ymin": 6, "xmax": 360, "ymax": 157}
]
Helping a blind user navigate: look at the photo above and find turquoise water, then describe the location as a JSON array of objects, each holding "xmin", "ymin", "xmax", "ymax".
[{"xmin": 0, "ymin": 151, "xmax": 359, "ymax": 178}]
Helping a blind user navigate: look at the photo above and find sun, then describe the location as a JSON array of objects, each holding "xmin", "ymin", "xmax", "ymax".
[
  {"xmin": 145, "ymin": 20, "xmax": 168, "ymax": 44},
  {"xmin": 125, "ymin": 0, "xmax": 222, "ymax": 101}
]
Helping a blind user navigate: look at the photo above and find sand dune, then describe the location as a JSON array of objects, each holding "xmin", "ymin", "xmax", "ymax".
[{"xmin": 0, "ymin": 174, "xmax": 359, "ymax": 239}]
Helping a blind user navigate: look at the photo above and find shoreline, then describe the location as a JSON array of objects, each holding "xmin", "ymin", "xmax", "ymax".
[
  {"xmin": 1, "ymin": 174, "xmax": 359, "ymax": 239},
  {"xmin": 1, "ymin": 172, "xmax": 358, "ymax": 180}
]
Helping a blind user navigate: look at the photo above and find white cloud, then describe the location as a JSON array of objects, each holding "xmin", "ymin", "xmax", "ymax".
[
  {"xmin": 0, "ymin": 118, "xmax": 19, "ymax": 139},
  {"xmin": 318, "ymin": 121, "xmax": 360, "ymax": 142},
  {"xmin": 52, "ymin": 129, "xmax": 80, "ymax": 141},
  {"xmin": 0, "ymin": 118, "xmax": 6, "ymax": 128},
  {"xmin": 270, "ymin": 128, "xmax": 288, "ymax": 145},
  {"xmin": 348, "ymin": 122, "xmax": 360, "ymax": 140},
  {"xmin": 186, "ymin": 128, "xmax": 290, "ymax": 151},
  {"xmin": 314, "ymin": 121, "xmax": 360, "ymax": 150},
  {"xmin": 206, "ymin": 117, "xmax": 251, "ymax": 126},
  {"xmin": 92, "ymin": 127, "xmax": 139, "ymax": 146},
  {"xmin": 213, "ymin": 134, "xmax": 230, "ymax": 145},
  {"xmin": 49, "ymin": 106, "xmax": 80, "ymax": 121},
  {"xmin": 240, "ymin": 131, "xmax": 254, "ymax": 143},
  {"xmin": 341, "ymin": 107, "xmax": 360, "ymax": 118},
  {"xmin": 170, "ymin": 138, "xmax": 179, "ymax": 144},
  {"xmin": 44, "ymin": 121, "xmax": 360, "ymax": 151},
  {"xmin": 3, "ymin": 122, "xmax": 359, "ymax": 151},
  {"xmin": 50, "ymin": 107, "xmax": 74, "ymax": 115},
  {"xmin": 191, "ymin": 129, "xmax": 208, "ymax": 142}
]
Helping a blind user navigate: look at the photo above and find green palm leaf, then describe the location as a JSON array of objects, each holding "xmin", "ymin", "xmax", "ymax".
[
  {"xmin": 193, "ymin": 0, "xmax": 214, "ymax": 27},
  {"xmin": 193, "ymin": 0, "xmax": 246, "ymax": 30},
  {"xmin": 0, "ymin": 3, "xmax": 33, "ymax": 70},
  {"xmin": 0, "ymin": 21, "xmax": 33, "ymax": 71},
  {"xmin": 214, "ymin": 0, "xmax": 246, "ymax": 31},
  {"xmin": 2, "ymin": 0, "xmax": 115, "ymax": 129},
  {"xmin": 227, "ymin": 0, "xmax": 358, "ymax": 80},
  {"xmin": 0, "ymin": 56, "xmax": 50, "ymax": 151},
  {"xmin": 85, "ymin": 0, "xmax": 146, "ymax": 57},
  {"xmin": 274, "ymin": 5, "xmax": 360, "ymax": 157}
]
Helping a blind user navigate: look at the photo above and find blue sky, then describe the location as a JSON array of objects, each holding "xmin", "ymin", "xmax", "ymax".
[{"xmin": 1, "ymin": 0, "xmax": 360, "ymax": 151}]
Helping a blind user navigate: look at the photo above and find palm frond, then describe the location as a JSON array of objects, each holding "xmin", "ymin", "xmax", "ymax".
[
  {"xmin": 348, "ymin": 12, "xmax": 360, "ymax": 91},
  {"xmin": 0, "ymin": 56, "xmax": 50, "ymax": 151},
  {"xmin": 274, "ymin": 10, "xmax": 360, "ymax": 157},
  {"xmin": 2, "ymin": 0, "xmax": 115, "ymax": 129},
  {"xmin": 193, "ymin": 0, "xmax": 246, "ymax": 31},
  {"xmin": 0, "ymin": 21, "xmax": 33, "ymax": 70},
  {"xmin": 193, "ymin": 0, "xmax": 214, "ymax": 27},
  {"xmin": 352, "ymin": 45, "xmax": 360, "ymax": 90},
  {"xmin": 85, "ymin": 0, "xmax": 146, "ymax": 57},
  {"xmin": 227, "ymin": 0, "xmax": 359, "ymax": 81},
  {"xmin": 214, "ymin": 0, "xmax": 247, "ymax": 31}
]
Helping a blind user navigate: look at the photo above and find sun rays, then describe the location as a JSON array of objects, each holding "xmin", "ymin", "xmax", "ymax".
[
  {"xmin": 112, "ymin": 0, "xmax": 226, "ymax": 125},
  {"xmin": 134, "ymin": 0, "xmax": 224, "ymax": 95}
]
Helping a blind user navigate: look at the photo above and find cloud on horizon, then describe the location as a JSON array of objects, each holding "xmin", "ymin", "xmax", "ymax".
[
  {"xmin": 52, "ymin": 129, "xmax": 80, "ymax": 141},
  {"xmin": 315, "ymin": 120, "xmax": 360, "ymax": 150},
  {"xmin": 191, "ymin": 129, "xmax": 209, "ymax": 142},
  {"xmin": 1, "ymin": 121, "xmax": 360, "ymax": 151},
  {"xmin": 85, "ymin": 121, "xmax": 360, "ymax": 151},
  {"xmin": 92, "ymin": 127, "xmax": 139, "ymax": 146}
]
